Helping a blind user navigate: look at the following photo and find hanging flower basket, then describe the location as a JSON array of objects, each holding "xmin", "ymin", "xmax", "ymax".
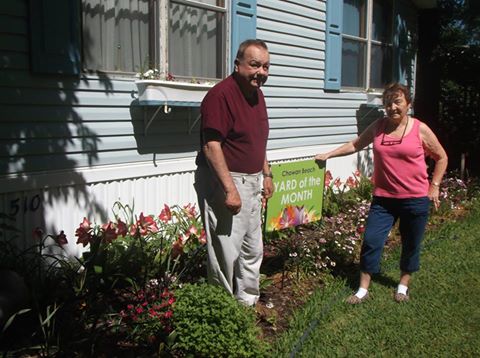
[{"xmin": 135, "ymin": 80, "xmax": 214, "ymax": 106}]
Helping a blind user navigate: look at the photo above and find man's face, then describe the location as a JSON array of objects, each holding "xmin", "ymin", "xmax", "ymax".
[{"xmin": 235, "ymin": 45, "xmax": 270, "ymax": 91}]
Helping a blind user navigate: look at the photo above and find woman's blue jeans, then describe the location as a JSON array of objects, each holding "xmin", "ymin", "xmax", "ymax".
[{"xmin": 360, "ymin": 196, "xmax": 431, "ymax": 274}]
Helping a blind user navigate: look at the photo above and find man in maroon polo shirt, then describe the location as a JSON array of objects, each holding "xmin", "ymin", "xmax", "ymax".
[{"xmin": 194, "ymin": 39, "xmax": 274, "ymax": 306}]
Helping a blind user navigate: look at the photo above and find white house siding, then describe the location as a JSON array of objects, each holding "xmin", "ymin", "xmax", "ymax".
[{"xmin": 0, "ymin": 0, "xmax": 417, "ymax": 247}]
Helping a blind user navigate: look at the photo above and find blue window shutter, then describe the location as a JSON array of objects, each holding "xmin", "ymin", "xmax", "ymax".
[
  {"xmin": 231, "ymin": 0, "xmax": 257, "ymax": 72},
  {"xmin": 325, "ymin": 0, "xmax": 343, "ymax": 90},
  {"xmin": 29, "ymin": 0, "xmax": 81, "ymax": 75},
  {"xmin": 394, "ymin": 0, "xmax": 416, "ymax": 86}
]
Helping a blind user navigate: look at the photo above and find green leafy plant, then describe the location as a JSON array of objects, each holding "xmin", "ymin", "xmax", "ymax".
[{"xmin": 172, "ymin": 283, "xmax": 268, "ymax": 357}]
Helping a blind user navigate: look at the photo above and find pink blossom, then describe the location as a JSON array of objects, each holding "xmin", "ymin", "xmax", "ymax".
[
  {"xmin": 101, "ymin": 221, "xmax": 117, "ymax": 243},
  {"xmin": 334, "ymin": 178, "xmax": 342, "ymax": 188},
  {"xmin": 55, "ymin": 231, "xmax": 68, "ymax": 246},
  {"xmin": 324, "ymin": 170, "xmax": 333, "ymax": 187},
  {"xmin": 32, "ymin": 227, "xmax": 44, "ymax": 240},
  {"xmin": 75, "ymin": 217, "xmax": 93, "ymax": 247},
  {"xmin": 171, "ymin": 238, "xmax": 184, "ymax": 257},
  {"xmin": 137, "ymin": 212, "xmax": 159, "ymax": 235},
  {"xmin": 159, "ymin": 204, "xmax": 172, "ymax": 223},
  {"xmin": 187, "ymin": 225, "xmax": 198, "ymax": 237},
  {"xmin": 116, "ymin": 219, "xmax": 128, "ymax": 237},
  {"xmin": 198, "ymin": 229, "xmax": 207, "ymax": 245},
  {"xmin": 346, "ymin": 176, "xmax": 357, "ymax": 188},
  {"xmin": 183, "ymin": 203, "xmax": 197, "ymax": 218}
]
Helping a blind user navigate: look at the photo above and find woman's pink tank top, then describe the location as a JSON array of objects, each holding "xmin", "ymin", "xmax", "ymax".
[{"xmin": 372, "ymin": 117, "xmax": 429, "ymax": 198}]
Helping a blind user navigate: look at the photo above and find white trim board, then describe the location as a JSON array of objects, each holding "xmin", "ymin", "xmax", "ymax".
[{"xmin": 0, "ymin": 144, "xmax": 354, "ymax": 194}]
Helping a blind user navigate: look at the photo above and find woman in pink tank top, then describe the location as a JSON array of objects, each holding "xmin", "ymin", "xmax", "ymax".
[{"xmin": 315, "ymin": 83, "xmax": 448, "ymax": 304}]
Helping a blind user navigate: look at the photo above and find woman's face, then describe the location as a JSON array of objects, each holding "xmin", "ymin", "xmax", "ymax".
[{"xmin": 385, "ymin": 91, "xmax": 411, "ymax": 122}]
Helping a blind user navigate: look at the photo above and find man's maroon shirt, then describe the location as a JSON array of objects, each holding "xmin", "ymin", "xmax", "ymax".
[{"xmin": 196, "ymin": 74, "xmax": 269, "ymax": 174}]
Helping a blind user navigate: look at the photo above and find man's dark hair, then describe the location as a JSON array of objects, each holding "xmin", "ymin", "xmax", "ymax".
[
  {"xmin": 382, "ymin": 83, "xmax": 412, "ymax": 105},
  {"xmin": 235, "ymin": 39, "xmax": 269, "ymax": 62}
]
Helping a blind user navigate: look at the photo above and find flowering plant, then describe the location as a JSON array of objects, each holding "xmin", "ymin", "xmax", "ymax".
[
  {"xmin": 118, "ymin": 282, "xmax": 176, "ymax": 346},
  {"xmin": 73, "ymin": 202, "xmax": 206, "ymax": 291},
  {"xmin": 137, "ymin": 68, "xmax": 176, "ymax": 81}
]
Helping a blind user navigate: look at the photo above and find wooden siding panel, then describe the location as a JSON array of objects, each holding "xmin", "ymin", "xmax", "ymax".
[
  {"xmin": 257, "ymin": 8, "xmax": 322, "ymax": 31},
  {"xmin": 260, "ymin": 0, "xmax": 324, "ymax": 21},
  {"xmin": 1, "ymin": 134, "xmax": 198, "ymax": 156},
  {"xmin": 0, "ymin": 51, "xmax": 28, "ymax": 69},
  {"xmin": 267, "ymin": 134, "xmax": 356, "ymax": 149},
  {"xmin": 0, "ymin": 87, "xmax": 135, "ymax": 106},
  {"xmin": 0, "ymin": 15, "xmax": 27, "ymax": 35},
  {"xmin": 268, "ymin": 108, "xmax": 359, "ymax": 118},
  {"xmin": 0, "ymin": 34, "xmax": 28, "ymax": 52},
  {"xmin": 258, "ymin": 0, "xmax": 377, "ymax": 152},
  {"xmin": 1, "ymin": 70, "xmax": 138, "ymax": 92},
  {"xmin": 267, "ymin": 42, "xmax": 324, "ymax": 60},
  {"xmin": 5, "ymin": 150, "xmax": 198, "ymax": 174},
  {"xmin": 270, "ymin": 54, "xmax": 323, "ymax": 70},
  {"xmin": 0, "ymin": 1, "xmax": 27, "ymax": 17},
  {"xmin": 258, "ymin": 29, "xmax": 323, "ymax": 51},
  {"xmin": 270, "ymin": 117, "xmax": 357, "ymax": 127}
]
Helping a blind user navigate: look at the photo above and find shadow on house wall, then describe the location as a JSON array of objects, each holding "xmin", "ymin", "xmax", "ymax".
[
  {"xmin": 0, "ymin": 0, "xmax": 113, "ymax": 249},
  {"xmin": 130, "ymin": 103, "xmax": 201, "ymax": 157},
  {"xmin": 355, "ymin": 104, "xmax": 384, "ymax": 176}
]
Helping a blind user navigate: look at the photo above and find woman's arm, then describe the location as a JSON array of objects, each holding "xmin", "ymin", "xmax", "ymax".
[
  {"xmin": 420, "ymin": 122, "xmax": 448, "ymax": 208},
  {"xmin": 315, "ymin": 119, "xmax": 379, "ymax": 161}
]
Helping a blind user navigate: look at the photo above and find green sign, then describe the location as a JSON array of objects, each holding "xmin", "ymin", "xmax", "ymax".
[{"xmin": 265, "ymin": 159, "xmax": 325, "ymax": 232}]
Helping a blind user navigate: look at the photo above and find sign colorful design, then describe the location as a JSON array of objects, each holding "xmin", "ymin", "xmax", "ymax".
[{"xmin": 265, "ymin": 159, "xmax": 325, "ymax": 232}]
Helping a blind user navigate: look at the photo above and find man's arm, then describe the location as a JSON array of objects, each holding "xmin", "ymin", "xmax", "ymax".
[
  {"xmin": 262, "ymin": 157, "xmax": 274, "ymax": 204},
  {"xmin": 203, "ymin": 140, "xmax": 242, "ymax": 214}
]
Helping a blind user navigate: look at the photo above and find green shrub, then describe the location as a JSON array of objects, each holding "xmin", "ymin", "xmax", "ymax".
[{"xmin": 173, "ymin": 284, "xmax": 268, "ymax": 357}]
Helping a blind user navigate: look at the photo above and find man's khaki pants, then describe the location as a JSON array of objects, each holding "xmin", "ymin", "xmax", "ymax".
[{"xmin": 195, "ymin": 166, "xmax": 263, "ymax": 306}]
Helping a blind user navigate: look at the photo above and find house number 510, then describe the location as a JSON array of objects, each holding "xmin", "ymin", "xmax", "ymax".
[{"xmin": 9, "ymin": 195, "xmax": 42, "ymax": 216}]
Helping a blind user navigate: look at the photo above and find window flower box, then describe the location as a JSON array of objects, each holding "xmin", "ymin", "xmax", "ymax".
[{"xmin": 135, "ymin": 80, "xmax": 214, "ymax": 107}]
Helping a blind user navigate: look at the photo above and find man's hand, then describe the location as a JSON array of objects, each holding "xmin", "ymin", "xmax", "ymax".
[
  {"xmin": 262, "ymin": 177, "xmax": 274, "ymax": 206},
  {"xmin": 225, "ymin": 188, "xmax": 242, "ymax": 215}
]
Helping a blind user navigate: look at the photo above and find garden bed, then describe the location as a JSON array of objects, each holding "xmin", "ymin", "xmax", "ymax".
[{"xmin": 0, "ymin": 173, "xmax": 478, "ymax": 357}]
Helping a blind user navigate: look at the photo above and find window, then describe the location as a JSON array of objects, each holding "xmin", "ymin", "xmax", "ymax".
[
  {"xmin": 341, "ymin": 0, "xmax": 393, "ymax": 90},
  {"xmin": 82, "ymin": 0, "xmax": 227, "ymax": 80}
]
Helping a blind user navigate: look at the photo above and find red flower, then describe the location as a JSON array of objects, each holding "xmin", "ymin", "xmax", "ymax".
[
  {"xmin": 324, "ymin": 170, "xmax": 333, "ymax": 187},
  {"xmin": 137, "ymin": 213, "xmax": 159, "ymax": 235},
  {"xmin": 357, "ymin": 225, "xmax": 365, "ymax": 234},
  {"xmin": 171, "ymin": 237, "xmax": 184, "ymax": 257},
  {"xmin": 159, "ymin": 204, "xmax": 172, "ymax": 223},
  {"xmin": 164, "ymin": 310, "xmax": 173, "ymax": 319},
  {"xmin": 55, "ymin": 231, "xmax": 68, "ymax": 246},
  {"xmin": 32, "ymin": 227, "xmax": 44, "ymax": 240},
  {"xmin": 183, "ymin": 203, "xmax": 197, "ymax": 218},
  {"xmin": 187, "ymin": 225, "xmax": 198, "ymax": 237},
  {"xmin": 198, "ymin": 229, "xmax": 207, "ymax": 245},
  {"xmin": 346, "ymin": 176, "xmax": 357, "ymax": 188},
  {"xmin": 116, "ymin": 219, "xmax": 128, "ymax": 237},
  {"xmin": 75, "ymin": 217, "xmax": 93, "ymax": 247},
  {"xmin": 354, "ymin": 169, "xmax": 361, "ymax": 178},
  {"xmin": 334, "ymin": 177, "xmax": 342, "ymax": 188},
  {"xmin": 101, "ymin": 221, "xmax": 117, "ymax": 243}
]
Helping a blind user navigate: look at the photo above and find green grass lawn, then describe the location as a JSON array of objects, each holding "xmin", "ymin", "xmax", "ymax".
[{"xmin": 273, "ymin": 201, "xmax": 480, "ymax": 357}]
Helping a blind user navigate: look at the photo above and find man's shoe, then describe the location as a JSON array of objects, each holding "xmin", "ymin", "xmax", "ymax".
[
  {"xmin": 346, "ymin": 292, "xmax": 369, "ymax": 304},
  {"xmin": 394, "ymin": 291, "xmax": 409, "ymax": 303}
]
